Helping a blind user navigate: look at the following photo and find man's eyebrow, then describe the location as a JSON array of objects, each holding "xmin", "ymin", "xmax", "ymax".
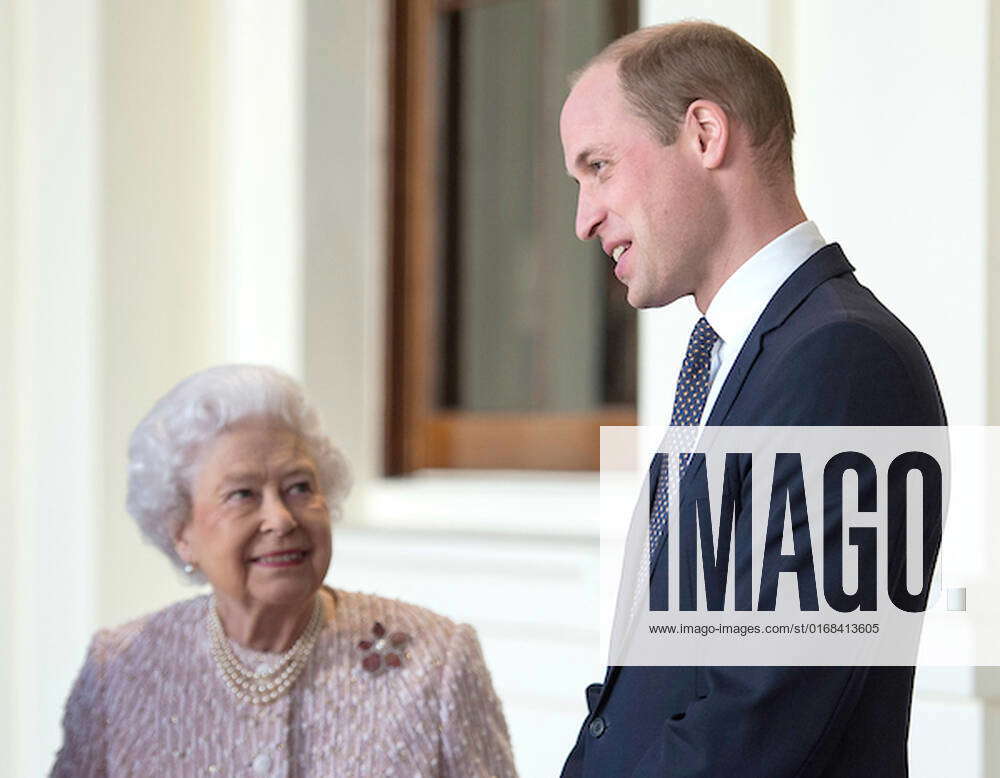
[
  {"xmin": 574, "ymin": 147, "xmax": 596, "ymax": 170},
  {"xmin": 566, "ymin": 145, "xmax": 610, "ymax": 181},
  {"xmin": 569, "ymin": 145, "xmax": 611, "ymax": 176}
]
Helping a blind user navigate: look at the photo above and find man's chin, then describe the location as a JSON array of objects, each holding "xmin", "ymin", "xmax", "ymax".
[
  {"xmin": 624, "ymin": 283, "xmax": 646, "ymax": 309},
  {"xmin": 626, "ymin": 285, "xmax": 679, "ymax": 310}
]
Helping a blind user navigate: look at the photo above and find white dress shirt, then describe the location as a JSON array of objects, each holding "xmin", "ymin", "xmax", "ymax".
[{"xmin": 699, "ymin": 220, "xmax": 828, "ymax": 426}]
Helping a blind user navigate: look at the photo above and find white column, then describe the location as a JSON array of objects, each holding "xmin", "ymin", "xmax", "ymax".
[
  {"xmin": 0, "ymin": 0, "xmax": 16, "ymax": 770},
  {"xmin": 6, "ymin": 0, "xmax": 101, "ymax": 773},
  {"xmin": 214, "ymin": 0, "xmax": 305, "ymax": 376},
  {"xmin": 96, "ymin": 0, "xmax": 219, "ymax": 628}
]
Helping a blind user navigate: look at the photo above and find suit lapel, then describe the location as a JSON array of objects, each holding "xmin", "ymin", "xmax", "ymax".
[{"xmin": 703, "ymin": 243, "xmax": 855, "ymax": 427}]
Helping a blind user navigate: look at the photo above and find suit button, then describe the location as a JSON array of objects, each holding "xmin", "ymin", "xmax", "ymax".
[{"xmin": 588, "ymin": 716, "xmax": 607, "ymax": 738}]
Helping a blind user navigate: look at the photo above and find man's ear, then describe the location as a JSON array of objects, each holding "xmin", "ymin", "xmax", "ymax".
[{"xmin": 686, "ymin": 99, "xmax": 729, "ymax": 170}]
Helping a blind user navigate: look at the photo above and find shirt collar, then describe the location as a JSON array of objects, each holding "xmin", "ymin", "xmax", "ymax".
[{"xmin": 704, "ymin": 220, "xmax": 827, "ymax": 347}]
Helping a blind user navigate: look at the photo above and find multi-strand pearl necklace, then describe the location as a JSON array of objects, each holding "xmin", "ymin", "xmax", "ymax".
[{"xmin": 207, "ymin": 595, "xmax": 324, "ymax": 706}]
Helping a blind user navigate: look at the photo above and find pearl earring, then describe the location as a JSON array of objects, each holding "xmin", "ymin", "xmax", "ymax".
[{"xmin": 183, "ymin": 563, "xmax": 195, "ymax": 575}]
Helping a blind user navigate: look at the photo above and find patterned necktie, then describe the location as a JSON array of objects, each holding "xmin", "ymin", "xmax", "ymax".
[{"xmin": 649, "ymin": 316, "xmax": 720, "ymax": 553}]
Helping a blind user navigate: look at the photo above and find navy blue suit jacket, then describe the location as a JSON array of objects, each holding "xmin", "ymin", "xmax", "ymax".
[{"xmin": 561, "ymin": 244, "xmax": 946, "ymax": 777}]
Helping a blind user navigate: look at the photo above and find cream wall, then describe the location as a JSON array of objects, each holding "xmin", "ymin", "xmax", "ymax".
[{"xmin": 792, "ymin": 0, "xmax": 986, "ymax": 425}]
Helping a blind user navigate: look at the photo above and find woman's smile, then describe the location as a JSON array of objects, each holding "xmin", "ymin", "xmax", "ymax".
[{"xmin": 249, "ymin": 548, "xmax": 311, "ymax": 567}]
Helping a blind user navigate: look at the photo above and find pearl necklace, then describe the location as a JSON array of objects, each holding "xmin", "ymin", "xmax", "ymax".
[{"xmin": 206, "ymin": 595, "xmax": 324, "ymax": 706}]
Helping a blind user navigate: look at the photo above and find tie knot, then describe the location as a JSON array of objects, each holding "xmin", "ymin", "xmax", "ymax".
[{"xmin": 687, "ymin": 316, "xmax": 719, "ymax": 357}]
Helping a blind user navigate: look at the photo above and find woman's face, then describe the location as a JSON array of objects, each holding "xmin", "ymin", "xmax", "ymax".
[{"xmin": 176, "ymin": 417, "xmax": 333, "ymax": 611}]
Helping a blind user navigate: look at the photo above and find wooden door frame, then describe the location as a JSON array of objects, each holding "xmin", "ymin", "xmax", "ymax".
[{"xmin": 385, "ymin": 0, "xmax": 639, "ymax": 474}]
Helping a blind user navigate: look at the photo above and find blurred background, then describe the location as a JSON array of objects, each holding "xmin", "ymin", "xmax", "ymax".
[{"xmin": 2, "ymin": 0, "xmax": 1000, "ymax": 775}]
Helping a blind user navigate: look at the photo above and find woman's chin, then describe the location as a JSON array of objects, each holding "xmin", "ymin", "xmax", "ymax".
[{"xmin": 244, "ymin": 573, "xmax": 321, "ymax": 607}]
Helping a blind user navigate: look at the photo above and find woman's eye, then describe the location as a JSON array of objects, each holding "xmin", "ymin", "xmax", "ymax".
[
  {"xmin": 288, "ymin": 481, "xmax": 313, "ymax": 495},
  {"xmin": 227, "ymin": 488, "xmax": 254, "ymax": 502}
]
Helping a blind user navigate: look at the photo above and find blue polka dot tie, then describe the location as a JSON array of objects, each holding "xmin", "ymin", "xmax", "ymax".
[{"xmin": 649, "ymin": 316, "xmax": 719, "ymax": 554}]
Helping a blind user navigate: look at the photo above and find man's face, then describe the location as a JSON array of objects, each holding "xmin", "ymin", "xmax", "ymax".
[{"xmin": 560, "ymin": 62, "xmax": 712, "ymax": 308}]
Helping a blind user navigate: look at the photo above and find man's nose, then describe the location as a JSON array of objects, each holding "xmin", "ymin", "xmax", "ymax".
[{"xmin": 575, "ymin": 190, "xmax": 604, "ymax": 241}]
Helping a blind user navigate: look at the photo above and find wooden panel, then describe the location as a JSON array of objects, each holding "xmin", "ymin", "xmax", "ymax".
[{"xmin": 424, "ymin": 408, "xmax": 636, "ymax": 470}]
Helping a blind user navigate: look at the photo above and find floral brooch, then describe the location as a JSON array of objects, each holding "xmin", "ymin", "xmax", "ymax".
[{"xmin": 358, "ymin": 621, "xmax": 410, "ymax": 673}]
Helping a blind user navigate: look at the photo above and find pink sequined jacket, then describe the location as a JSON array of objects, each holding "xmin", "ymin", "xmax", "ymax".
[{"xmin": 51, "ymin": 590, "xmax": 518, "ymax": 777}]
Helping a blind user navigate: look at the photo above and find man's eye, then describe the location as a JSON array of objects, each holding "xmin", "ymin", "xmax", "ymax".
[{"xmin": 590, "ymin": 160, "xmax": 607, "ymax": 172}]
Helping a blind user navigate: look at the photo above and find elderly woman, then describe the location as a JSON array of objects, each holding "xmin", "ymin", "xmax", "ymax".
[{"xmin": 52, "ymin": 364, "xmax": 517, "ymax": 777}]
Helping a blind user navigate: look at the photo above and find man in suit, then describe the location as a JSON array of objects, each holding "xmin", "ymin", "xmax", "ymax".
[{"xmin": 559, "ymin": 21, "xmax": 946, "ymax": 777}]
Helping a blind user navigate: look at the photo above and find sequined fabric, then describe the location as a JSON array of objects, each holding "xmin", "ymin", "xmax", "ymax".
[{"xmin": 51, "ymin": 590, "xmax": 518, "ymax": 777}]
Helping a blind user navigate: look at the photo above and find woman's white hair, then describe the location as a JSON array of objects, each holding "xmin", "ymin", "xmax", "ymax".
[{"xmin": 126, "ymin": 364, "xmax": 352, "ymax": 579}]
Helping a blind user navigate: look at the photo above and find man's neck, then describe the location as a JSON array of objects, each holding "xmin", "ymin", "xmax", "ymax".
[{"xmin": 693, "ymin": 195, "xmax": 807, "ymax": 313}]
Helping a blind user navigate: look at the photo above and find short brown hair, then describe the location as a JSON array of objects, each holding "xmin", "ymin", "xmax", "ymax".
[{"xmin": 586, "ymin": 21, "xmax": 795, "ymax": 178}]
